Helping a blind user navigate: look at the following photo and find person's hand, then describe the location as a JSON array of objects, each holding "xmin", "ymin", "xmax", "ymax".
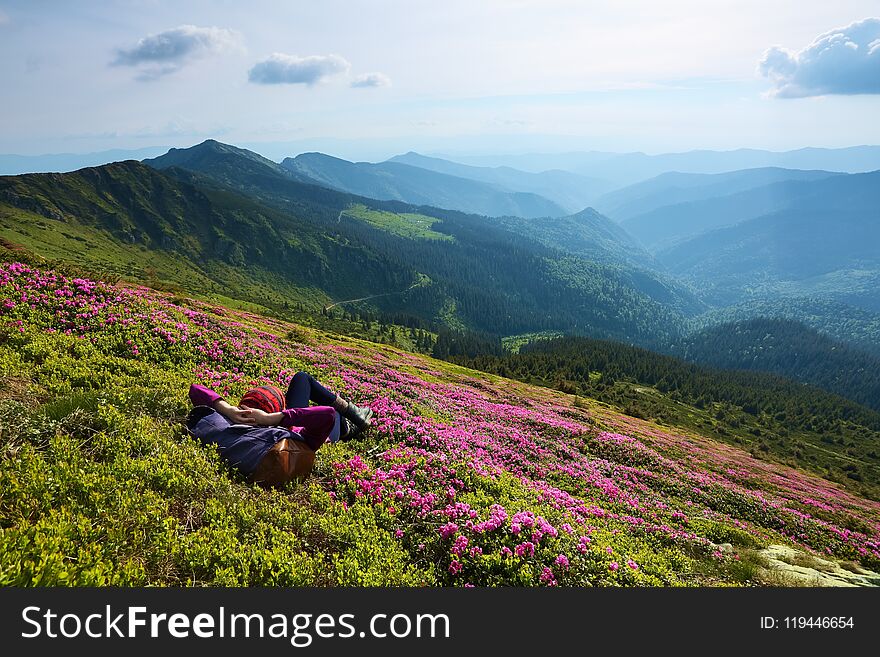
[
  {"xmin": 239, "ymin": 407, "xmax": 283, "ymax": 427},
  {"xmin": 224, "ymin": 406, "xmax": 258, "ymax": 425},
  {"xmin": 212, "ymin": 399, "xmax": 257, "ymax": 425}
]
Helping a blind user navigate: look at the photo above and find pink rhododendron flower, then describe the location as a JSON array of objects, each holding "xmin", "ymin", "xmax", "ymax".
[
  {"xmin": 438, "ymin": 522, "xmax": 459, "ymax": 540},
  {"xmin": 514, "ymin": 541, "xmax": 535, "ymax": 558},
  {"xmin": 539, "ymin": 567, "xmax": 557, "ymax": 585}
]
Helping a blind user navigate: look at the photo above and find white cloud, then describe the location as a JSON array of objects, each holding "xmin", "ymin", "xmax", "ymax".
[
  {"xmin": 488, "ymin": 117, "xmax": 532, "ymax": 127},
  {"xmin": 759, "ymin": 17, "xmax": 880, "ymax": 98},
  {"xmin": 248, "ymin": 53, "xmax": 350, "ymax": 85},
  {"xmin": 71, "ymin": 120, "xmax": 232, "ymax": 140},
  {"xmin": 112, "ymin": 25, "xmax": 242, "ymax": 80},
  {"xmin": 351, "ymin": 72, "xmax": 392, "ymax": 88},
  {"xmin": 0, "ymin": 9, "xmax": 9, "ymax": 25}
]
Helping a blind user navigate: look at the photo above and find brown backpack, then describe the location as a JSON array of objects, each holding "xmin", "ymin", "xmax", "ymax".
[{"xmin": 250, "ymin": 438, "xmax": 315, "ymax": 488}]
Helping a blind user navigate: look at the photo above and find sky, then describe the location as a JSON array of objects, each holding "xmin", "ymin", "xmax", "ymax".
[{"xmin": 0, "ymin": 0, "xmax": 879, "ymax": 161}]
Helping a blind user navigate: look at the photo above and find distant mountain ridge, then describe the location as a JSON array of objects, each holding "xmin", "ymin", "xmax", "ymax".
[
  {"xmin": 496, "ymin": 207, "xmax": 656, "ymax": 269},
  {"xmin": 144, "ymin": 139, "xmax": 313, "ymax": 185},
  {"xmin": 594, "ymin": 167, "xmax": 842, "ymax": 222},
  {"xmin": 437, "ymin": 146, "xmax": 880, "ymax": 185},
  {"xmin": 146, "ymin": 141, "xmax": 651, "ymax": 269},
  {"xmin": 619, "ymin": 174, "xmax": 845, "ymax": 252},
  {"xmin": 281, "ymin": 152, "xmax": 567, "ymax": 218},
  {"xmin": 386, "ymin": 151, "xmax": 613, "ymax": 213},
  {"xmin": 0, "ymin": 146, "xmax": 169, "ymax": 175},
  {"xmin": 658, "ymin": 170, "xmax": 880, "ymax": 310},
  {"xmin": 5, "ymin": 142, "xmax": 879, "ymax": 185}
]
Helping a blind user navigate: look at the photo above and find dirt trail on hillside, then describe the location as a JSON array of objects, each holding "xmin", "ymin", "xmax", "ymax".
[{"xmin": 323, "ymin": 281, "xmax": 422, "ymax": 311}]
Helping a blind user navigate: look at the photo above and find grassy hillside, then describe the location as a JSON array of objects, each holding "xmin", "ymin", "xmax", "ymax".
[
  {"xmin": 340, "ymin": 204, "xmax": 453, "ymax": 242},
  {"xmin": 1, "ymin": 261, "xmax": 879, "ymax": 587},
  {"xmin": 0, "ymin": 161, "xmax": 415, "ymax": 311}
]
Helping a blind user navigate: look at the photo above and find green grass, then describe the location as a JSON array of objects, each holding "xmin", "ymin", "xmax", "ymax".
[
  {"xmin": 341, "ymin": 204, "xmax": 454, "ymax": 241},
  {"xmin": 502, "ymin": 331, "xmax": 565, "ymax": 354}
]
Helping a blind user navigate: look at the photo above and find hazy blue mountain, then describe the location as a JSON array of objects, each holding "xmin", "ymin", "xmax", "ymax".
[
  {"xmin": 657, "ymin": 171, "xmax": 880, "ymax": 309},
  {"xmin": 619, "ymin": 175, "xmax": 847, "ymax": 252},
  {"xmin": 386, "ymin": 151, "xmax": 613, "ymax": 213},
  {"xmin": 594, "ymin": 167, "xmax": 841, "ymax": 222},
  {"xmin": 281, "ymin": 152, "xmax": 566, "ymax": 218},
  {"xmin": 439, "ymin": 146, "xmax": 880, "ymax": 186},
  {"xmin": 0, "ymin": 146, "xmax": 169, "ymax": 175},
  {"xmin": 433, "ymin": 151, "xmax": 624, "ymax": 175},
  {"xmin": 678, "ymin": 318, "xmax": 880, "ymax": 412}
]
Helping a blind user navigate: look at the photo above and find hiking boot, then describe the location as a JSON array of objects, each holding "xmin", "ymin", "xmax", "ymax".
[
  {"xmin": 343, "ymin": 402, "xmax": 374, "ymax": 430},
  {"xmin": 339, "ymin": 418, "xmax": 364, "ymax": 443},
  {"xmin": 337, "ymin": 416, "xmax": 354, "ymax": 442}
]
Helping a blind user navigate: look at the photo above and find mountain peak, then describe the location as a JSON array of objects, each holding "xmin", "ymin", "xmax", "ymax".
[
  {"xmin": 568, "ymin": 206, "xmax": 605, "ymax": 220},
  {"xmin": 163, "ymin": 138, "xmax": 218, "ymax": 153},
  {"xmin": 175, "ymin": 139, "xmax": 247, "ymax": 156},
  {"xmin": 288, "ymin": 152, "xmax": 351, "ymax": 164},
  {"xmin": 151, "ymin": 139, "xmax": 278, "ymax": 163},
  {"xmin": 143, "ymin": 140, "xmax": 292, "ymax": 180}
]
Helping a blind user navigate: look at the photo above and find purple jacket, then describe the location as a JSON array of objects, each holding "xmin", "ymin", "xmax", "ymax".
[{"xmin": 186, "ymin": 406, "xmax": 289, "ymax": 474}]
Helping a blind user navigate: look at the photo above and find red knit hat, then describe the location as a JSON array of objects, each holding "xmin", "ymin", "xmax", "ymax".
[{"xmin": 239, "ymin": 385, "xmax": 285, "ymax": 414}]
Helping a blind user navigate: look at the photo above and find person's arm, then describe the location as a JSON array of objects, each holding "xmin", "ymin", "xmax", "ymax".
[
  {"xmin": 189, "ymin": 384, "xmax": 256, "ymax": 425},
  {"xmin": 189, "ymin": 383, "xmax": 222, "ymax": 407},
  {"xmin": 245, "ymin": 406, "xmax": 336, "ymax": 448},
  {"xmin": 243, "ymin": 408, "xmax": 285, "ymax": 426}
]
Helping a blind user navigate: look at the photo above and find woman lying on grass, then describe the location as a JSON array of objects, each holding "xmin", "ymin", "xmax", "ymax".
[{"xmin": 187, "ymin": 371, "xmax": 374, "ymax": 487}]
